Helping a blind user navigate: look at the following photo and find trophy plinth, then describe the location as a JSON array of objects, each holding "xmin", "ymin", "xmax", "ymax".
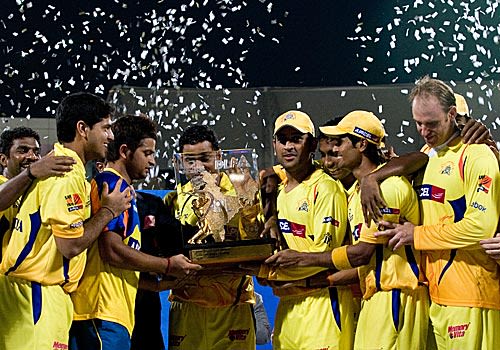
[
  {"xmin": 173, "ymin": 149, "xmax": 273, "ymax": 266},
  {"xmin": 185, "ymin": 238, "xmax": 275, "ymax": 265}
]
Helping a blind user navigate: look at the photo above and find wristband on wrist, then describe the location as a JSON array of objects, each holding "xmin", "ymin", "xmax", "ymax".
[
  {"xmin": 331, "ymin": 246, "xmax": 353, "ymax": 270},
  {"xmin": 165, "ymin": 257, "xmax": 171, "ymax": 275},
  {"xmin": 26, "ymin": 165, "xmax": 37, "ymax": 181},
  {"xmin": 101, "ymin": 206, "xmax": 115, "ymax": 218}
]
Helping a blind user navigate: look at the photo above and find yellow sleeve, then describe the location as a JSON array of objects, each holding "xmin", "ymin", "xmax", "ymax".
[
  {"xmin": 41, "ymin": 175, "xmax": 87, "ymax": 239},
  {"xmin": 360, "ymin": 177, "xmax": 420, "ymax": 244},
  {"xmin": 415, "ymin": 148, "xmax": 500, "ymax": 250}
]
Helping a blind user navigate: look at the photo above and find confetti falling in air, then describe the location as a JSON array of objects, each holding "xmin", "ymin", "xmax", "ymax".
[
  {"xmin": 0, "ymin": 1, "xmax": 284, "ymax": 118},
  {"xmin": 348, "ymin": 0, "xmax": 500, "ymax": 135},
  {"xmin": 0, "ymin": 1, "xmax": 287, "ymax": 188}
]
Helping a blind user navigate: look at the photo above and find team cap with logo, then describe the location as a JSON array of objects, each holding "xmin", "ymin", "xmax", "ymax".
[
  {"xmin": 319, "ymin": 110, "xmax": 385, "ymax": 146},
  {"xmin": 274, "ymin": 110, "xmax": 316, "ymax": 137}
]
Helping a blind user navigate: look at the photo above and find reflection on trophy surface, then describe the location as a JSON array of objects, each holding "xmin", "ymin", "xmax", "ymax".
[{"xmin": 173, "ymin": 148, "xmax": 272, "ymax": 265}]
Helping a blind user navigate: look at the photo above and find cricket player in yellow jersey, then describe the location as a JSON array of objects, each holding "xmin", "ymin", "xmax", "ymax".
[
  {"xmin": 165, "ymin": 125, "xmax": 258, "ymax": 350},
  {"xmin": 0, "ymin": 127, "xmax": 76, "ymax": 261},
  {"xmin": 376, "ymin": 76, "xmax": 500, "ymax": 349},
  {"xmin": 0, "ymin": 93, "xmax": 131, "ymax": 350},
  {"xmin": 70, "ymin": 115, "xmax": 200, "ymax": 350},
  {"xmin": 261, "ymin": 111, "xmax": 354, "ymax": 350},
  {"xmin": 321, "ymin": 111, "xmax": 428, "ymax": 349}
]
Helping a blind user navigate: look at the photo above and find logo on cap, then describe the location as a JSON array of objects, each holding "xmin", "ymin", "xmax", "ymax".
[{"xmin": 353, "ymin": 126, "xmax": 380, "ymax": 143}]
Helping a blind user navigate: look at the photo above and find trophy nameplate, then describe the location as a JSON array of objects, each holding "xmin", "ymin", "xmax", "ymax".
[
  {"xmin": 187, "ymin": 238, "xmax": 275, "ymax": 265},
  {"xmin": 173, "ymin": 148, "xmax": 274, "ymax": 265}
]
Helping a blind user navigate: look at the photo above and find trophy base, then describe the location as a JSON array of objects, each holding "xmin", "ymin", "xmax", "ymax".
[{"xmin": 185, "ymin": 238, "xmax": 275, "ymax": 265}]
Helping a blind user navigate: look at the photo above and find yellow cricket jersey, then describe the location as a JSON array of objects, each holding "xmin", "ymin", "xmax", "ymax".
[
  {"xmin": 348, "ymin": 171, "xmax": 422, "ymax": 300},
  {"xmin": 167, "ymin": 172, "xmax": 255, "ymax": 307},
  {"xmin": 0, "ymin": 143, "xmax": 90, "ymax": 293},
  {"xmin": 260, "ymin": 169, "xmax": 348, "ymax": 297},
  {"xmin": 414, "ymin": 140, "xmax": 500, "ymax": 309},
  {"xmin": 0, "ymin": 175, "xmax": 19, "ymax": 262},
  {"xmin": 71, "ymin": 168, "xmax": 141, "ymax": 335}
]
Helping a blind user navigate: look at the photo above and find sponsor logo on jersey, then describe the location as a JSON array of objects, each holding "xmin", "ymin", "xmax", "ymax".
[
  {"xmin": 52, "ymin": 341, "xmax": 68, "ymax": 350},
  {"xmin": 447, "ymin": 322, "xmax": 470, "ymax": 339},
  {"xmin": 69, "ymin": 221, "xmax": 84, "ymax": 229},
  {"xmin": 65, "ymin": 193, "xmax": 84, "ymax": 212},
  {"xmin": 278, "ymin": 219, "xmax": 306, "ymax": 238},
  {"xmin": 470, "ymin": 201, "xmax": 487, "ymax": 212},
  {"xmin": 417, "ymin": 185, "xmax": 445, "ymax": 203},
  {"xmin": 297, "ymin": 199, "xmax": 310, "ymax": 212},
  {"xmin": 228, "ymin": 329, "xmax": 249, "ymax": 341},
  {"xmin": 380, "ymin": 207, "xmax": 400, "ymax": 215},
  {"xmin": 322, "ymin": 216, "xmax": 340, "ymax": 226},
  {"xmin": 477, "ymin": 175, "xmax": 492, "ymax": 193},
  {"xmin": 352, "ymin": 223, "xmax": 362, "ymax": 241},
  {"xmin": 169, "ymin": 335, "xmax": 186, "ymax": 346}
]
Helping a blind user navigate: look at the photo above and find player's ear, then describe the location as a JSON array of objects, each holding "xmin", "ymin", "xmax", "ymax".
[
  {"xmin": 76, "ymin": 120, "xmax": 89, "ymax": 139},
  {"xmin": 119, "ymin": 144, "xmax": 130, "ymax": 159},
  {"xmin": 358, "ymin": 139, "xmax": 369, "ymax": 152},
  {"xmin": 0, "ymin": 153, "xmax": 7, "ymax": 167}
]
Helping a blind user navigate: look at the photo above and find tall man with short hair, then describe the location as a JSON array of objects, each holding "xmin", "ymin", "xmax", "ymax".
[
  {"xmin": 0, "ymin": 92, "xmax": 131, "ymax": 350},
  {"xmin": 376, "ymin": 76, "xmax": 500, "ymax": 349}
]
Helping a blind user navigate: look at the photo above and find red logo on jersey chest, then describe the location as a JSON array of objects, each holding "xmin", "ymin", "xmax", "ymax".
[{"xmin": 278, "ymin": 219, "xmax": 306, "ymax": 238}]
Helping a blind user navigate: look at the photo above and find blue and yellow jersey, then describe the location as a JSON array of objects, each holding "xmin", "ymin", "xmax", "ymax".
[
  {"xmin": 259, "ymin": 168, "xmax": 348, "ymax": 297},
  {"xmin": 0, "ymin": 175, "xmax": 19, "ymax": 262},
  {"xmin": 71, "ymin": 168, "xmax": 141, "ymax": 335},
  {"xmin": 414, "ymin": 140, "xmax": 500, "ymax": 309},
  {"xmin": 166, "ymin": 172, "xmax": 255, "ymax": 307},
  {"xmin": 348, "ymin": 171, "xmax": 422, "ymax": 300},
  {"xmin": 0, "ymin": 143, "xmax": 90, "ymax": 293}
]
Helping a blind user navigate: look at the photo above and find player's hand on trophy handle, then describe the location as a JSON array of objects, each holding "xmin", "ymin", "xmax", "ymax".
[
  {"xmin": 261, "ymin": 216, "xmax": 288, "ymax": 250},
  {"xmin": 265, "ymin": 249, "xmax": 308, "ymax": 268},
  {"xmin": 359, "ymin": 173, "xmax": 386, "ymax": 226},
  {"xmin": 166, "ymin": 254, "xmax": 202, "ymax": 278},
  {"xmin": 101, "ymin": 179, "xmax": 132, "ymax": 218}
]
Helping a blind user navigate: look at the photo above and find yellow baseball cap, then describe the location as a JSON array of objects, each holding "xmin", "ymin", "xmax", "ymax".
[
  {"xmin": 274, "ymin": 110, "xmax": 315, "ymax": 137},
  {"xmin": 319, "ymin": 110, "xmax": 385, "ymax": 146},
  {"xmin": 454, "ymin": 93, "xmax": 469, "ymax": 116}
]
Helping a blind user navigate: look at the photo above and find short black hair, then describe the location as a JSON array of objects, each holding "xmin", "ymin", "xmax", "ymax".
[
  {"xmin": 178, "ymin": 125, "xmax": 219, "ymax": 152},
  {"xmin": 0, "ymin": 127, "xmax": 40, "ymax": 156},
  {"xmin": 56, "ymin": 92, "xmax": 114, "ymax": 143},
  {"xmin": 106, "ymin": 114, "xmax": 157, "ymax": 162}
]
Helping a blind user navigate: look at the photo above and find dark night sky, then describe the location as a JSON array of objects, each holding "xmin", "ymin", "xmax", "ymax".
[{"xmin": 1, "ymin": 1, "xmax": 498, "ymax": 117}]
